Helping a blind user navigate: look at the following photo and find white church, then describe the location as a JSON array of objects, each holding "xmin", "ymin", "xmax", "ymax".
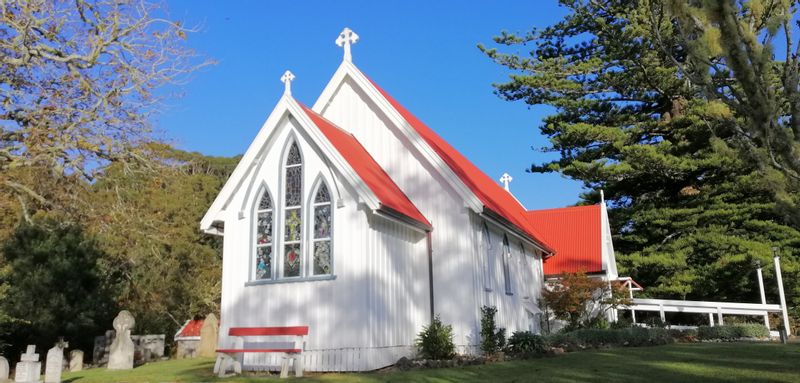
[{"xmin": 201, "ymin": 28, "xmax": 619, "ymax": 372}]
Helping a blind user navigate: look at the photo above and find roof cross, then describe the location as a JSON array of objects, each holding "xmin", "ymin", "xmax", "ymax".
[
  {"xmin": 335, "ymin": 27, "xmax": 359, "ymax": 62},
  {"xmin": 499, "ymin": 173, "xmax": 513, "ymax": 192},
  {"xmin": 280, "ymin": 70, "xmax": 295, "ymax": 96}
]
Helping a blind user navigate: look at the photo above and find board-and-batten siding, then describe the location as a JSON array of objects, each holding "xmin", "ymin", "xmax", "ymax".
[
  {"xmin": 319, "ymin": 77, "xmax": 545, "ymax": 351},
  {"xmin": 319, "ymin": 78, "xmax": 480, "ymax": 348},
  {"xmin": 217, "ymin": 116, "xmax": 428, "ymax": 371}
]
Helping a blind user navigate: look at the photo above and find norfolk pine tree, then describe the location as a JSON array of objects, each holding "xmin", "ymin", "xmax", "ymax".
[{"xmin": 480, "ymin": 0, "xmax": 799, "ymax": 327}]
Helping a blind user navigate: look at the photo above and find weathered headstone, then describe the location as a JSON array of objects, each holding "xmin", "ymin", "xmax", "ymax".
[
  {"xmin": 68, "ymin": 350, "xmax": 83, "ymax": 372},
  {"xmin": 132, "ymin": 335, "xmax": 165, "ymax": 364},
  {"xmin": 0, "ymin": 356, "xmax": 9, "ymax": 382},
  {"xmin": 198, "ymin": 314, "xmax": 219, "ymax": 358},
  {"xmin": 93, "ymin": 330, "xmax": 114, "ymax": 365},
  {"xmin": 44, "ymin": 341, "xmax": 67, "ymax": 383},
  {"xmin": 13, "ymin": 345, "xmax": 41, "ymax": 383},
  {"xmin": 107, "ymin": 310, "xmax": 135, "ymax": 370}
]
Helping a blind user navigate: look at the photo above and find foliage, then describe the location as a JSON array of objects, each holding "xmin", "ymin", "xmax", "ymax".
[
  {"xmin": 480, "ymin": 0, "xmax": 800, "ymax": 322},
  {"xmin": 60, "ymin": 343, "xmax": 800, "ymax": 383},
  {"xmin": 506, "ymin": 331, "xmax": 548, "ymax": 357},
  {"xmin": 480, "ymin": 306, "xmax": 506, "ymax": 355},
  {"xmin": 697, "ymin": 324, "xmax": 770, "ymax": 340},
  {"xmin": 415, "ymin": 315, "xmax": 456, "ymax": 360},
  {"xmin": 547, "ymin": 327, "xmax": 672, "ymax": 351},
  {"xmin": 87, "ymin": 145, "xmax": 237, "ymax": 336},
  {"xmin": 0, "ymin": 0, "xmax": 212, "ymax": 217},
  {"xmin": 541, "ymin": 271, "xmax": 630, "ymax": 330},
  {"xmin": 668, "ymin": 328, "xmax": 699, "ymax": 343},
  {"xmin": 0, "ymin": 219, "xmax": 118, "ymax": 357}
]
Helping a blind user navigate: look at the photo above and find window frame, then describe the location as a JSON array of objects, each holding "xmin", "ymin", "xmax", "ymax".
[
  {"xmin": 482, "ymin": 222, "xmax": 493, "ymax": 292},
  {"xmin": 280, "ymin": 140, "xmax": 304, "ymax": 280},
  {"xmin": 308, "ymin": 176, "xmax": 334, "ymax": 277},
  {"xmin": 502, "ymin": 234, "xmax": 513, "ymax": 295},
  {"xmin": 251, "ymin": 185, "xmax": 275, "ymax": 281}
]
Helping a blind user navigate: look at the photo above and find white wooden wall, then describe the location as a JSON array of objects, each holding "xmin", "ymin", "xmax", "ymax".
[
  {"xmin": 319, "ymin": 77, "xmax": 546, "ymax": 354},
  {"xmin": 218, "ymin": 115, "xmax": 429, "ymax": 371}
]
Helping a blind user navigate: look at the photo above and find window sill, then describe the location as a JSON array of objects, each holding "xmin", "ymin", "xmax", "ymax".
[
  {"xmin": 505, "ymin": 292, "xmax": 514, "ymax": 296},
  {"xmin": 245, "ymin": 274, "xmax": 337, "ymax": 286}
]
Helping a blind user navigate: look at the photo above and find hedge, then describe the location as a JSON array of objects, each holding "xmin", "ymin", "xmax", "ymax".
[
  {"xmin": 697, "ymin": 324, "xmax": 770, "ymax": 340},
  {"xmin": 546, "ymin": 327, "xmax": 673, "ymax": 351}
]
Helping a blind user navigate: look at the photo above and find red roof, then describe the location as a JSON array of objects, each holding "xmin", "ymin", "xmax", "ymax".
[
  {"xmin": 300, "ymin": 104, "xmax": 431, "ymax": 228},
  {"xmin": 176, "ymin": 319, "xmax": 204, "ymax": 338},
  {"xmin": 368, "ymin": 79, "xmax": 554, "ymax": 253},
  {"xmin": 525, "ymin": 205, "xmax": 603, "ymax": 275}
]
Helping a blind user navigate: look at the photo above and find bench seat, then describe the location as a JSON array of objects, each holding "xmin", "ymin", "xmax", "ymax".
[{"xmin": 215, "ymin": 348, "xmax": 301, "ymax": 353}]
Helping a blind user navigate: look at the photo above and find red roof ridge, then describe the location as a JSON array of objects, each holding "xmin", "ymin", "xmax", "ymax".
[
  {"xmin": 527, "ymin": 204, "xmax": 601, "ymax": 214},
  {"xmin": 298, "ymin": 103, "xmax": 431, "ymax": 229},
  {"xmin": 364, "ymin": 76, "xmax": 554, "ymax": 253}
]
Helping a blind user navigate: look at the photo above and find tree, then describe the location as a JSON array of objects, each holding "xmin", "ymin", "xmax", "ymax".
[
  {"xmin": 87, "ymin": 145, "xmax": 238, "ymax": 336},
  {"xmin": 0, "ymin": 0, "xmax": 210, "ymax": 219},
  {"xmin": 479, "ymin": 0, "xmax": 799, "ymax": 321},
  {"xmin": 541, "ymin": 271, "xmax": 630, "ymax": 330},
  {"xmin": 0, "ymin": 219, "xmax": 118, "ymax": 357},
  {"xmin": 660, "ymin": 0, "xmax": 800, "ymax": 183}
]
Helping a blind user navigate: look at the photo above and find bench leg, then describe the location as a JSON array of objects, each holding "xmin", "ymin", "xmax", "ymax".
[
  {"xmin": 280, "ymin": 355, "xmax": 290, "ymax": 379},
  {"xmin": 213, "ymin": 354, "xmax": 222, "ymax": 374},
  {"xmin": 294, "ymin": 355, "xmax": 303, "ymax": 378}
]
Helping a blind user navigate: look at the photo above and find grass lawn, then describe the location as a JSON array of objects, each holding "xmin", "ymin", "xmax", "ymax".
[{"xmin": 62, "ymin": 342, "xmax": 800, "ymax": 383}]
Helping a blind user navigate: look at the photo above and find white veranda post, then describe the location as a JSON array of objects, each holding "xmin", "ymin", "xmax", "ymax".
[
  {"xmin": 773, "ymin": 250, "xmax": 791, "ymax": 336},
  {"xmin": 336, "ymin": 27, "xmax": 359, "ymax": 62}
]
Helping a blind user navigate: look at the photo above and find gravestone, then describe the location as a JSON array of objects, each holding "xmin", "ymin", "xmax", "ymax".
[
  {"xmin": 68, "ymin": 350, "xmax": 83, "ymax": 372},
  {"xmin": 198, "ymin": 314, "xmax": 219, "ymax": 358},
  {"xmin": 0, "ymin": 356, "xmax": 9, "ymax": 382},
  {"xmin": 107, "ymin": 310, "xmax": 135, "ymax": 370},
  {"xmin": 13, "ymin": 345, "xmax": 41, "ymax": 383},
  {"xmin": 92, "ymin": 330, "xmax": 114, "ymax": 365},
  {"xmin": 44, "ymin": 341, "xmax": 67, "ymax": 383}
]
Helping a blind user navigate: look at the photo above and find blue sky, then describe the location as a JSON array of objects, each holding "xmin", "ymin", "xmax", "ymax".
[{"xmin": 160, "ymin": 0, "xmax": 583, "ymax": 210}]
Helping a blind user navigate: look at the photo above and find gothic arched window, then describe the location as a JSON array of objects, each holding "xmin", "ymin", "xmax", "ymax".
[
  {"xmin": 502, "ymin": 234, "xmax": 512, "ymax": 294},
  {"xmin": 254, "ymin": 187, "xmax": 274, "ymax": 280},
  {"xmin": 283, "ymin": 142, "xmax": 303, "ymax": 278},
  {"xmin": 311, "ymin": 181, "xmax": 333, "ymax": 275},
  {"xmin": 482, "ymin": 222, "xmax": 492, "ymax": 291}
]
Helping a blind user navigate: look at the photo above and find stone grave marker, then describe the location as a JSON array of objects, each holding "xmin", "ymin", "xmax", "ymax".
[
  {"xmin": 43, "ymin": 341, "xmax": 67, "ymax": 383},
  {"xmin": 68, "ymin": 350, "xmax": 83, "ymax": 372},
  {"xmin": 0, "ymin": 356, "xmax": 9, "ymax": 382},
  {"xmin": 198, "ymin": 314, "xmax": 219, "ymax": 358},
  {"xmin": 107, "ymin": 310, "xmax": 135, "ymax": 370},
  {"xmin": 14, "ymin": 345, "xmax": 41, "ymax": 383}
]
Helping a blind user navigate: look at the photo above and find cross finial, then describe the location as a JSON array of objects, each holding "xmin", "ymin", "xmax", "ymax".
[
  {"xmin": 336, "ymin": 27, "xmax": 359, "ymax": 62},
  {"xmin": 500, "ymin": 173, "xmax": 513, "ymax": 191},
  {"xmin": 280, "ymin": 70, "xmax": 295, "ymax": 96}
]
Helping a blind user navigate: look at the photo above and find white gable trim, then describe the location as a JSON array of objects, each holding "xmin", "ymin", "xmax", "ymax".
[
  {"xmin": 200, "ymin": 95, "xmax": 380, "ymax": 234},
  {"xmin": 311, "ymin": 61, "xmax": 484, "ymax": 213}
]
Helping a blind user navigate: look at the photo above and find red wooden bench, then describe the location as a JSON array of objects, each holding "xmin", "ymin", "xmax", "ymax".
[{"xmin": 214, "ymin": 326, "xmax": 309, "ymax": 378}]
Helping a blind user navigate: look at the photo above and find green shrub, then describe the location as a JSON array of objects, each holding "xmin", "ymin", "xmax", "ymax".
[
  {"xmin": 506, "ymin": 331, "xmax": 548, "ymax": 357},
  {"xmin": 668, "ymin": 328, "xmax": 698, "ymax": 342},
  {"xmin": 571, "ymin": 328, "xmax": 623, "ymax": 347},
  {"xmin": 697, "ymin": 324, "xmax": 770, "ymax": 340},
  {"xmin": 547, "ymin": 327, "xmax": 673, "ymax": 350},
  {"xmin": 480, "ymin": 306, "xmax": 506, "ymax": 355},
  {"xmin": 415, "ymin": 315, "xmax": 456, "ymax": 359}
]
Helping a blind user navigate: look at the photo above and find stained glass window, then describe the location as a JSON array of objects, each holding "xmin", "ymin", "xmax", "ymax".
[
  {"xmin": 254, "ymin": 188, "xmax": 273, "ymax": 280},
  {"xmin": 283, "ymin": 141, "xmax": 303, "ymax": 277},
  {"xmin": 312, "ymin": 181, "xmax": 332, "ymax": 275},
  {"xmin": 502, "ymin": 234, "xmax": 512, "ymax": 294}
]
